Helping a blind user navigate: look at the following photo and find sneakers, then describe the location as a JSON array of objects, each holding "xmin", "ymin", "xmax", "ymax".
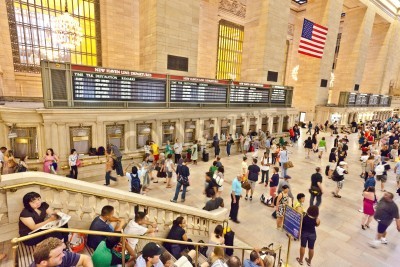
[
  {"xmin": 181, "ymin": 199, "xmax": 185, "ymax": 203},
  {"xmin": 250, "ymin": 196, "xmax": 253, "ymax": 201},
  {"xmin": 170, "ymin": 199, "xmax": 177, "ymax": 203},
  {"xmin": 369, "ymin": 240, "xmax": 381, "ymax": 248},
  {"xmin": 245, "ymin": 195, "xmax": 248, "ymax": 200},
  {"xmin": 381, "ymin": 238, "xmax": 388, "ymax": 244}
]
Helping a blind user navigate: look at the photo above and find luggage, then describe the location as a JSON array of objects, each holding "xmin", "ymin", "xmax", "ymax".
[
  {"xmin": 203, "ymin": 152, "xmax": 209, "ymax": 162},
  {"xmin": 224, "ymin": 229, "xmax": 235, "ymax": 256}
]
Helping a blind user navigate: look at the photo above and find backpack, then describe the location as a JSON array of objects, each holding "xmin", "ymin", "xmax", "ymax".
[
  {"xmin": 213, "ymin": 174, "xmax": 224, "ymax": 187},
  {"xmin": 178, "ymin": 175, "xmax": 190, "ymax": 186},
  {"xmin": 130, "ymin": 173, "xmax": 141, "ymax": 193},
  {"xmin": 16, "ymin": 163, "xmax": 27, "ymax": 173}
]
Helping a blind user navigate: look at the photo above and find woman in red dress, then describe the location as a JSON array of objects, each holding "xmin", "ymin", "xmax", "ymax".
[{"xmin": 362, "ymin": 186, "xmax": 376, "ymax": 230}]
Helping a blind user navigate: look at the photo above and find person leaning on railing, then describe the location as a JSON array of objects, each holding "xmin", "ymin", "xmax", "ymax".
[
  {"xmin": 19, "ymin": 192, "xmax": 69, "ymax": 246},
  {"xmin": 87, "ymin": 205, "xmax": 126, "ymax": 250},
  {"xmin": 163, "ymin": 216, "xmax": 193, "ymax": 259},
  {"xmin": 29, "ymin": 237, "xmax": 93, "ymax": 267}
]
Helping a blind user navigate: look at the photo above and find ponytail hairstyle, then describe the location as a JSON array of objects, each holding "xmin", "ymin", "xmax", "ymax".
[{"xmin": 214, "ymin": 225, "xmax": 223, "ymax": 238}]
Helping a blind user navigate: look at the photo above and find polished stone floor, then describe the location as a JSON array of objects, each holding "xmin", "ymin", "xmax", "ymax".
[{"xmin": 94, "ymin": 128, "xmax": 400, "ymax": 267}]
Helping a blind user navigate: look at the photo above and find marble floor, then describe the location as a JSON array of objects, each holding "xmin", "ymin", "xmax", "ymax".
[{"xmin": 91, "ymin": 128, "xmax": 400, "ymax": 267}]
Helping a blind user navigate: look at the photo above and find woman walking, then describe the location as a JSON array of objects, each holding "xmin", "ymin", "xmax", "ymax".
[
  {"xmin": 68, "ymin": 149, "xmax": 79, "ymax": 179},
  {"xmin": 260, "ymin": 152, "xmax": 270, "ymax": 186},
  {"xmin": 297, "ymin": 206, "xmax": 320, "ymax": 267},
  {"xmin": 304, "ymin": 137, "xmax": 313, "ymax": 159},
  {"xmin": 317, "ymin": 137, "xmax": 327, "ymax": 159},
  {"xmin": 361, "ymin": 186, "xmax": 376, "ymax": 230},
  {"xmin": 191, "ymin": 140, "xmax": 198, "ymax": 165},
  {"xmin": 275, "ymin": 185, "xmax": 289, "ymax": 229}
]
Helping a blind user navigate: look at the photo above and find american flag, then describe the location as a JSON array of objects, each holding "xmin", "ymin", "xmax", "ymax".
[{"xmin": 298, "ymin": 18, "xmax": 328, "ymax": 59}]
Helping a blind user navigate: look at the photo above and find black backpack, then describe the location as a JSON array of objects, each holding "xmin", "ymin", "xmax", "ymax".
[
  {"xmin": 16, "ymin": 163, "xmax": 27, "ymax": 173},
  {"xmin": 130, "ymin": 173, "xmax": 141, "ymax": 193},
  {"xmin": 325, "ymin": 165, "xmax": 330, "ymax": 176}
]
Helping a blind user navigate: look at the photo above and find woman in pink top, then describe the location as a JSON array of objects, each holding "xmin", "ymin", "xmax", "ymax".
[
  {"xmin": 43, "ymin": 148, "xmax": 59, "ymax": 174},
  {"xmin": 362, "ymin": 186, "xmax": 376, "ymax": 230}
]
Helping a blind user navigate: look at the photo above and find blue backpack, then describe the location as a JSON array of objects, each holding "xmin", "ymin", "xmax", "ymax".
[{"xmin": 130, "ymin": 173, "xmax": 141, "ymax": 193}]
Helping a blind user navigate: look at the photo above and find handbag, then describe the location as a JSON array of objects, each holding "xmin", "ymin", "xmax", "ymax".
[
  {"xmin": 283, "ymin": 161, "xmax": 294, "ymax": 168},
  {"xmin": 178, "ymin": 175, "xmax": 190, "ymax": 186},
  {"xmin": 241, "ymin": 177, "xmax": 251, "ymax": 190},
  {"xmin": 309, "ymin": 186, "xmax": 321, "ymax": 195}
]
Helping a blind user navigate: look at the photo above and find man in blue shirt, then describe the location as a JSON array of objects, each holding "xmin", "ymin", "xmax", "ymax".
[
  {"xmin": 229, "ymin": 174, "xmax": 243, "ymax": 223},
  {"xmin": 243, "ymin": 250, "xmax": 263, "ymax": 267},
  {"xmin": 364, "ymin": 171, "xmax": 376, "ymax": 190},
  {"xmin": 87, "ymin": 205, "xmax": 126, "ymax": 249}
]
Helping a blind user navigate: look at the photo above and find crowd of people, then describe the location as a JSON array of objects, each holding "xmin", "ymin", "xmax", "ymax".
[{"xmin": 3, "ymin": 116, "xmax": 400, "ymax": 266}]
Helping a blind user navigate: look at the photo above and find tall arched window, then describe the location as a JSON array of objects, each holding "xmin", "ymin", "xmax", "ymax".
[
  {"xmin": 216, "ymin": 20, "xmax": 244, "ymax": 81},
  {"xmin": 6, "ymin": 0, "xmax": 101, "ymax": 73}
]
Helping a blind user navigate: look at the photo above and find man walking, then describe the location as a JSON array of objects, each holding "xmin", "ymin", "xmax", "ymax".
[
  {"xmin": 369, "ymin": 192, "xmax": 400, "ymax": 248},
  {"xmin": 110, "ymin": 144, "xmax": 123, "ymax": 176},
  {"xmin": 229, "ymin": 174, "xmax": 243, "ymax": 223},
  {"xmin": 174, "ymin": 138, "xmax": 182, "ymax": 164},
  {"xmin": 245, "ymin": 158, "xmax": 260, "ymax": 201},
  {"xmin": 306, "ymin": 121, "xmax": 313, "ymax": 135},
  {"xmin": 310, "ymin": 167, "xmax": 323, "ymax": 207}
]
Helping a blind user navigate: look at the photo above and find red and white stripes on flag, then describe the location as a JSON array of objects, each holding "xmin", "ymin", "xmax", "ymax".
[{"xmin": 298, "ymin": 18, "xmax": 328, "ymax": 59}]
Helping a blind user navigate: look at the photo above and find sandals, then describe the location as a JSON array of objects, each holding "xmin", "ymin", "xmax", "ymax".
[
  {"xmin": 305, "ymin": 257, "xmax": 311, "ymax": 266},
  {"xmin": 296, "ymin": 257, "xmax": 303, "ymax": 265}
]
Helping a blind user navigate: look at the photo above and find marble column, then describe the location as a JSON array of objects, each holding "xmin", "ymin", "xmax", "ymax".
[
  {"xmin": 292, "ymin": 0, "xmax": 344, "ymax": 121},
  {"xmin": 331, "ymin": 7, "xmax": 375, "ymax": 103},
  {"xmin": 241, "ymin": 0, "xmax": 291, "ymax": 83},
  {"xmin": 268, "ymin": 116, "xmax": 273, "ymax": 134},
  {"xmin": 57, "ymin": 123, "xmax": 68, "ymax": 160},
  {"xmin": 50, "ymin": 123, "xmax": 59, "ymax": 154},
  {"xmin": 127, "ymin": 120, "xmax": 135, "ymax": 152}
]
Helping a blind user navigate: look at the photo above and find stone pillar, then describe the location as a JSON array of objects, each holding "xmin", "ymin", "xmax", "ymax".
[
  {"xmin": 383, "ymin": 20, "xmax": 400, "ymax": 95},
  {"xmin": 292, "ymin": 0, "xmax": 344, "ymax": 121},
  {"xmin": 127, "ymin": 120, "xmax": 135, "ymax": 152},
  {"xmin": 94, "ymin": 121, "xmax": 103, "ymax": 150},
  {"xmin": 57, "ymin": 123, "xmax": 68, "ymax": 160},
  {"xmin": 241, "ymin": 0, "xmax": 291, "ymax": 83},
  {"xmin": 278, "ymin": 116, "xmax": 284, "ymax": 134},
  {"xmin": 361, "ymin": 20, "xmax": 391, "ymax": 94},
  {"xmin": 50, "ymin": 123, "xmax": 59, "ymax": 154},
  {"xmin": 331, "ymin": 7, "xmax": 375, "ymax": 103},
  {"xmin": 268, "ymin": 116, "xmax": 273, "ymax": 134}
]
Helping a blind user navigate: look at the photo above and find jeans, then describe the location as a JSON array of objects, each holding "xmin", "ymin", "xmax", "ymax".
[
  {"xmin": 69, "ymin": 165, "xmax": 78, "ymax": 179},
  {"xmin": 229, "ymin": 195, "xmax": 240, "ymax": 221},
  {"xmin": 115, "ymin": 156, "xmax": 123, "ymax": 176},
  {"xmin": 172, "ymin": 182, "xmax": 188, "ymax": 201},
  {"xmin": 214, "ymin": 146, "xmax": 220, "ymax": 157},
  {"xmin": 271, "ymin": 153, "xmax": 276, "ymax": 164},
  {"xmin": 281, "ymin": 165, "xmax": 287, "ymax": 178},
  {"xmin": 261, "ymin": 170, "xmax": 269, "ymax": 183},
  {"xmin": 310, "ymin": 193, "xmax": 322, "ymax": 207},
  {"xmin": 105, "ymin": 171, "xmax": 117, "ymax": 185},
  {"xmin": 226, "ymin": 144, "xmax": 231, "ymax": 156}
]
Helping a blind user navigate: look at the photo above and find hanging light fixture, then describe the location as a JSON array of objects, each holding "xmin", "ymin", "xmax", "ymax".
[
  {"xmin": 141, "ymin": 124, "xmax": 151, "ymax": 134},
  {"xmin": 169, "ymin": 125, "xmax": 175, "ymax": 131},
  {"xmin": 53, "ymin": 1, "xmax": 83, "ymax": 50}
]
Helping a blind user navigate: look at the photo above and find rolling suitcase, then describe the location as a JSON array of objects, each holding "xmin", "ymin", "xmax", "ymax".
[
  {"xmin": 203, "ymin": 152, "xmax": 209, "ymax": 162},
  {"xmin": 224, "ymin": 226, "xmax": 235, "ymax": 256}
]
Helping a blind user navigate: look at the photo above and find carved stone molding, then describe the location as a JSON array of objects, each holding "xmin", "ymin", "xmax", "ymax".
[{"xmin": 219, "ymin": 0, "xmax": 247, "ymax": 18}]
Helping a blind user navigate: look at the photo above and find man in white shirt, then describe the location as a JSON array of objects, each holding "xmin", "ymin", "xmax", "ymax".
[
  {"xmin": 124, "ymin": 212, "xmax": 157, "ymax": 249},
  {"xmin": 332, "ymin": 162, "xmax": 348, "ymax": 198},
  {"xmin": 174, "ymin": 139, "xmax": 183, "ymax": 164}
]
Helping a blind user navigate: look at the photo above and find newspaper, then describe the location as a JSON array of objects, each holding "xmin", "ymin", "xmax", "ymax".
[{"xmin": 29, "ymin": 211, "xmax": 71, "ymax": 234}]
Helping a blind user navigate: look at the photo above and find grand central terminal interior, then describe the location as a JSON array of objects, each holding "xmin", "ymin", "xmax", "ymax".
[{"xmin": 1, "ymin": 0, "xmax": 400, "ymax": 266}]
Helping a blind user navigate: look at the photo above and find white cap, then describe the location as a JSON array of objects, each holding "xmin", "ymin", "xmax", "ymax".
[{"xmin": 339, "ymin": 161, "xmax": 347, "ymax": 166}]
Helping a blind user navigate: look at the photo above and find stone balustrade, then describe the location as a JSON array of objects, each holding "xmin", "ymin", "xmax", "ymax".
[{"xmin": 0, "ymin": 172, "xmax": 228, "ymax": 243}]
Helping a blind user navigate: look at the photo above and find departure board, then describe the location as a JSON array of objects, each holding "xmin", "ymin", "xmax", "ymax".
[
  {"xmin": 71, "ymin": 65, "xmax": 166, "ymax": 102},
  {"xmin": 170, "ymin": 76, "xmax": 228, "ymax": 102},
  {"xmin": 230, "ymin": 82, "xmax": 270, "ymax": 103},
  {"xmin": 270, "ymin": 88, "xmax": 287, "ymax": 103},
  {"xmin": 355, "ymin": 94, "xmax": 368, "ymax": 105},
  {"xmin": 380, "ymin": 96, "xmax": 389, "ymax": 106},
  {"xmin": 348, "ymin": 93, "xmax": 356, "ymax": 104},
  {"xmin": 368, "ymin": 95, "xmax": 379, "ymax": 105}
]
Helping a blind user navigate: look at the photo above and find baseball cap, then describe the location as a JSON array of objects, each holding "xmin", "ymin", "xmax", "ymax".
[{"xmin": 142, "ymin": 242, "xmax": 162, "ymax": 259}]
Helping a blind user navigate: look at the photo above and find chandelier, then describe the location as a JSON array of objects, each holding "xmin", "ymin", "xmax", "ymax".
[{"xmin": 53, "ymin": 2, "xmax": 83, "ymax": 50}]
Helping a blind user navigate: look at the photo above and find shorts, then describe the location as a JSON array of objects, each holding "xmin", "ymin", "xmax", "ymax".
[
  {"xmin": 376, "ymin": 175, "xmax": 387, "ymax": 182},
  {"xmin": 249, "ymin": 180, "xmax": 256, "ymax": 190},
  {"xmin": 300, "ymin": 232, "xmax": 317, "ymax": 249},
  {"xmin": 329, "ymin": 163, "xmax": 336, "ymax": 171},
  {"xmin": 153, "ymin": 154, "xmax": 159, "ymax": 162},
  {"xmin": 396, "ymin": 174, "xmax": 400, "ymax": 183},
  {"xmin": 167, "ymin": 171, "xmax": 173, "ymax": 178},
  {"xmin": 336, "ymin": 180, "xmax": 344, "ymax": 189},
  {"xmin": 318, "ymin": 147, "xmax": 325, "ymax": 152},
  {"xmin": 377, "ymin": 222, "xmax": 390, "ymax": 234}
]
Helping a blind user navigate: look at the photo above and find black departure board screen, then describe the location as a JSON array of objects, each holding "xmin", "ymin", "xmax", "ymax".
[
  {"xmin": 230, "ymin": 82, "xmax": 270, "ymax": 103},
  {"xmin": 368, "ymin": 95, "xmax": 379, "ymax": 105},
  {"xmin": 71, "ymin": 65, "xmax": 166, "ymax": 101},
  {"xmin": 355, "ymin": 94, "xmax": 368, "ymax": 105},
  {"xmin": 170, "ymin": 76, "xmax": 227, "ymax": 102},
  {"xmin": 270, "ymin": 88, "xmax": 287, "ymax": 103},
  {"xmin": 380, "ymin": 97, "xmax": 389, "ymax": 106},
  {"xmin": 348, "ymin": 93, "xmax": 356, "ymax": 104}
]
